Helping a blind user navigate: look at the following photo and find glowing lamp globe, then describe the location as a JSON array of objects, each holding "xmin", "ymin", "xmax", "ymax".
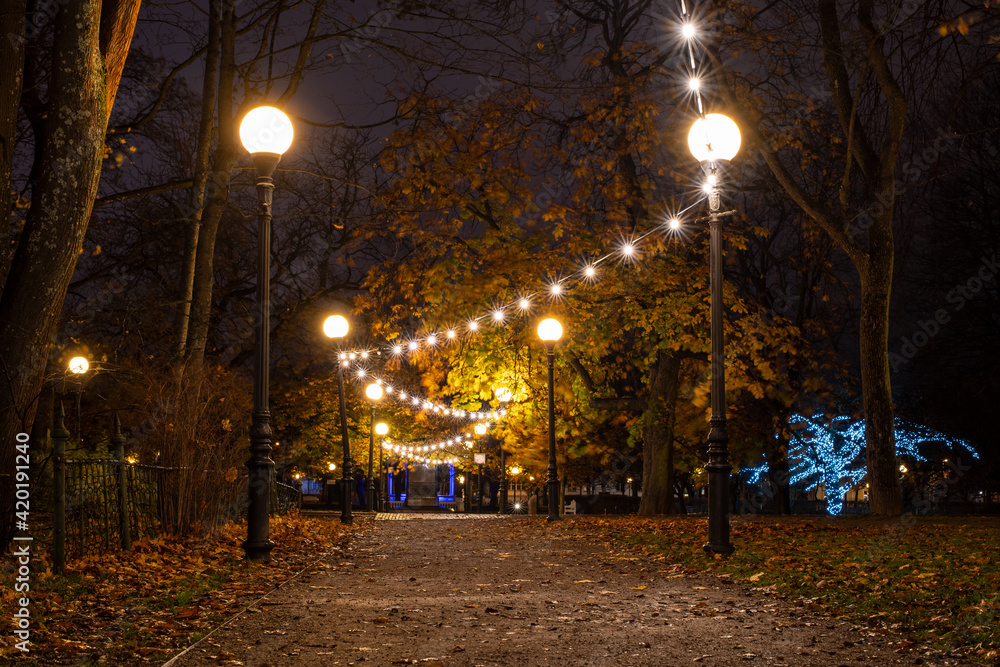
[
  {"xmin": 323, "ymin": 314, "xmax": 349, "ymax": 339},
  {"xmin": 510, "ymin": 467, "xmax": 521, "ymax": 475},
  {"xmin": 365, "ymin": 383, "xmax": 384, "ymax": 401},
  {"xmin": 687, "ymin": 113, "xmax": 741, "ymax": 163},
  {"xmin": 474, "ymin": 423, "xmax": 487, "ymax": 436},
  {"xmin": 68, "ymin": 357, "xmax": 89, "ymax": 374},
  {"xmin": 239, "ymin": 106, "xmax": 293, "ymax": 155},
  {"xmin": 375, "ymin": 422, "xmax": 389, "ymax": 436},
  {"xmin": 495, "ymin": 387, "xmax": 512, "ymax": 403},
  {"xmin": 328, "ymin": 463, "xmax": 336, "ymax": 471},
  {"xmin": 537, "ymin": 317, "xmax": 563, "ymax": 342}
]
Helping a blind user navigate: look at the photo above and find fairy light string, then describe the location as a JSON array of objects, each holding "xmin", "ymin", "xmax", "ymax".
[
  {"xmin": 341, "ymin": 7, "xmax": 719, "ymax": 363},
  {"xmin": 324, "ymin": 7, "xmax": 721, "ymax": 457},
  {"xmin": 339, "ymin": 197, "xmax": 706, "ymax": 361},
  {"xmin": 340, "ymin": 359, "xmax": 508, "ymax": 423},
  {"xmin": 742, "ymin": 415, "xmax": 981, "ymax": 515}
]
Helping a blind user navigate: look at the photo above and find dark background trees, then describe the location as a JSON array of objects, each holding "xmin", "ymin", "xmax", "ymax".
[{"xmin": 1, "ymin": 0, "xmax": 998, "ymax": 549}]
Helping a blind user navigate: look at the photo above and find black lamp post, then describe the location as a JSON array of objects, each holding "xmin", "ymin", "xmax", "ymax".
[
  {"xmin": 495, "ymin": 387, "xmax": 511, "ymax": 513},
  {"xmin": 537, "ymin": 317, "xmax": 563, "ymax": 522},
  {"xmin": 375, "ymin": 422, "xmax": 388, "ymax": 510},
  {"xmin": 688, "ymin": 112, "xmax": 741, "ymax": 556},
  {"xmin": 364, "ymin": 382, "xmax": 384, "ymax": 511},
  {"xmin": 68, "ymin": 356, "xmax": 88, "ymax": 442},
  {"xmin": 323, "ymin": 314, "xmax": 353, "ymax": 525},
  {"xmin": 239, "ymin": 105, "xmax": 293, "ymax": 561}
]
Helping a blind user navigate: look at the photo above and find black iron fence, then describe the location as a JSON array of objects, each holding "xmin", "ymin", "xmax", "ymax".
[
  {"xmin": 51, "ymin": 407, "xmax": 300, "ymax": 571},
  {"xmin": 63, "ymin": 459, "xmax": 178, "ymax": 559}
]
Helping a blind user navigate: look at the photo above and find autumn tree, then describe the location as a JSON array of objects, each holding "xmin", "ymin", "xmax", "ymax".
[
  {"xmin": 704, "ymin": 0, "xmax": 997, "ymax": 514},
  {"xmin": 357, "ymin": 0, "xmax": 819, "ymax": 514},
  {"xmin": 0, "ymin": 0, "xmax": 141, "ymax": 549}
]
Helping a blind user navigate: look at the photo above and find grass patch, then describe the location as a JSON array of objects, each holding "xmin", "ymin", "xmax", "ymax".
[{"xmin": 578, "ymin": 514, "xmax": 1000, "ymax": 662}]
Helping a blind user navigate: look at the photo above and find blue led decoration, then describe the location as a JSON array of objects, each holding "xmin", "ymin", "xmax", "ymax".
[{"xmin": 743, "ymin": 414, "xmax": 980, "ymax": 515}]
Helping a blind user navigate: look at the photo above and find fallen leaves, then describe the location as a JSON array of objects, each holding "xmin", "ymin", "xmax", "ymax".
[
  {"xmin": 0, "ymin": 513, "xmax": 359, "ymax": 664},
  {"xmin": 584, "ymin": 514, "xmax": 1000, "ymax": 660}
]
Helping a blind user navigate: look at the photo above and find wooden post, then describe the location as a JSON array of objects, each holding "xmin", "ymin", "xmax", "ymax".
[{"xmin": 52, "ymin": 402, "xmax": 69, "ymax": 574}]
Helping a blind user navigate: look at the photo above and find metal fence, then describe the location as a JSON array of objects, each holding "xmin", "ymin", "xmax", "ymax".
[
  {"xmin": 52, "ymin": 407, "xmax": 301, "ymax": 571},
  {"xmin": 271, "ymin": 481, "xmax": 302, "ymax": 516},
  {"xmin": 64, "ymin": 459, "xmax": 178, "ymax": 558}
]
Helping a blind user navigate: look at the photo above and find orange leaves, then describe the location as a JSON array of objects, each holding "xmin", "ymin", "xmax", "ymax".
[
  {"xmin": 0, "ymin": 515, "xmax": 358, "ymax": 664},
  {"xmin": 593, "ymin": 514, "xmax": 1000, "ymax": 659}
]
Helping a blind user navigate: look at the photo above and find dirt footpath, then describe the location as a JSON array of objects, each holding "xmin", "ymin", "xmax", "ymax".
[{"xmin": 163, "ymin": 515, "xmax": 966, "ymax": 667}]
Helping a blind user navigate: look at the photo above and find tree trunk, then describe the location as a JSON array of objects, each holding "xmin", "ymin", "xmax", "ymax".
[
  {"xmin": 0, "ymin": 0, "xmax": 26, "ymax": 291},
  {"xmin": 859, "ymin": 249, "xmax": 903, "ymax": 515},
  {"xmin": 768, "ymin": 432, "xmax": 791, "ymax": 515},
  {"xmin": 173, "ymin": 0, "xmax": 221, "ymax": 358},
  {"xmin": 638, "ymin": 350, "xmax": 681, "ymax": 516},
  {"xmin": 0, "ymin": 0, "xmax": 140, "ymax": 550},
  {"xmin": 186, "ymin": 0, "xmax": 238, "ymax": 361}
]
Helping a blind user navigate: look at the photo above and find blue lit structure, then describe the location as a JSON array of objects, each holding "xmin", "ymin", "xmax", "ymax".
[
  {"xmin": 743, "ymin": 414, "xmax": 980, "ymax": 515},
  {"xmin": 386, "ymin": 461, "xmax": 457, "ymax": 505}
]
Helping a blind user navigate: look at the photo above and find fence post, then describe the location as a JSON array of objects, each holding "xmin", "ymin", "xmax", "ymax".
[
  {"xmin": 53, "ymin": 402, "xmax": 69, "ymax": 574},
  {"xmin": 112, "ymin": 415, "xmax": 131, "ymax": 551}
]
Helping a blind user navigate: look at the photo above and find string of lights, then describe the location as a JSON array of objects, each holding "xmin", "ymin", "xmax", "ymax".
[
  {"xmin": 678, "ymin": 0, "xmax": 708, "ymax": 123},
  {"xmin": 382, "ymin": 431, "xmax": 485, "ymax": 467},
  {"xmin": 337, "ymin": 196, "xmax": 706, "ymax": 361},
  {"xmin": 321, "ymin": 5, "xmax": 720, "ymax": 458},
  {"xmin": 742, "ymin": 415, "xmax": 981, "ymax": 515},
  {"xmin": 339, "ymin": 365, "xmax": 508, "ymax": 423},
  {"xmin": 336, "ymin": 10, "xmax": 718, "ymax": 364}
]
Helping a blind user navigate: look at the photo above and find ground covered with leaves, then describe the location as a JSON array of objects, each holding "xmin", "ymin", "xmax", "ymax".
[
  {"xmin": 596, "ymin": 514, "xmax": 1000, "ymax": 663},
  {"xmin": 4, "ymin": 513, "xmax": 997, "ymax": 665},
  {"xmin": 1, "ymin": 513, "xmax": 359, "ymax": 665}
]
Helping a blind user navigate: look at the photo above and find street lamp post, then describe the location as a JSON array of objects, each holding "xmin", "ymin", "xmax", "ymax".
[
  {"xmin": 474, "ymin": 422, "xmax": 487, "ymax": 513},
  {"xmin": 239, "ymin": 105, "xmax": 293, "ymax": 561},
  {"xmin": 375, "ymin": 422, "xmax": 389, "ymax": 510},
  {"xmin": 537, "ymin": 317, "xmax": 563, "ymax": 522},
  {"xmin": 688, "ymin": 112, "xmax": 741, "ymax": 556},
  {"xmin": 323, "ymin": 314, "xmax": 353, "ymax": 524},
  {"xmin": 68, "ymin": 356, "xmax": 89, "ymax": 442},
  {"xmin": 495, "ymin": 387, "xmax": 511, "ymax": 513},
  {"xmin": 365, "ymin": 383, "xmax": 384, "ymax": 511}
]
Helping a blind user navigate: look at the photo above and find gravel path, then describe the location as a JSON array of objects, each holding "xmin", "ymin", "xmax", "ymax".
[{"xmin": 163, "ymin": 515, "xmax": 967, "ymax": 667}]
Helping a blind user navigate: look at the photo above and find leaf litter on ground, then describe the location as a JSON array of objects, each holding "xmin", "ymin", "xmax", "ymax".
[{"xmin": 0, "ymin": 513, "xmax": 360, "ymax": 664}]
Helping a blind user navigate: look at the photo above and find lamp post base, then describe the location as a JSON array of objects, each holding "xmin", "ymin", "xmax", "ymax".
[
  {"xmin": 242, "ymin": 538, "xmax": 275, "ymax": 561},
  {"xmin": 703, "ymin": 540, "xmax": 735, "ymax": 556},
  {"xmin": 547, "ymin": 479, "xmax": 560, "ymax": 522}
]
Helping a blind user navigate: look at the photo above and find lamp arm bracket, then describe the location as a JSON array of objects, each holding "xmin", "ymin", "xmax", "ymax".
[{"xmin": 693, "ymin": 210, "xmax": 739, "ymax": 224}]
